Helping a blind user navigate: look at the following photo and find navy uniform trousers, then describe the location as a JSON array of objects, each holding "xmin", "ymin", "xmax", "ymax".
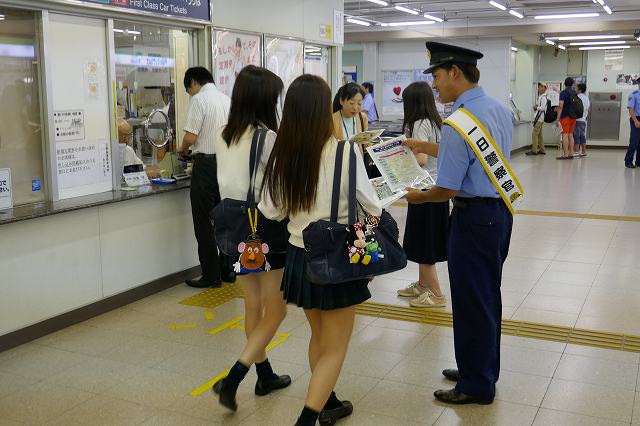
[
  {"xmin": 625, "ymin": 117, "xmax": 640, "ymax": 166},
  {"xmin": 448, "ymin": 200, "xmax": 513, "ymax": 400}
]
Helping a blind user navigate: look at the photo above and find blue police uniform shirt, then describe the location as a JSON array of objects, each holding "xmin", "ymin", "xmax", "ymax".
[
  {"xmin": 436, "ymin": 86, "xmax": 514, "ymax": 198},
  {"xmin": 628, "ymin": 90, "xmax": 640, "ymax": 115}
]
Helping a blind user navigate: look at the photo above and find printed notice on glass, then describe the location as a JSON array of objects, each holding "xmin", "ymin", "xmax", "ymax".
[
  {"xmin": 53, "ymin": 110, "xmax": 85, "ymax": 142},
  {"xmin": 0, "ymin": 168, "xmax": 13, "ymax": 210},
  {"xmin": 366, "ymin": 135, "xmax": 434, "ymax": 193},
  {"xmin": 56, "ymin": 141, "xmax": 111, "ymax": 189}
]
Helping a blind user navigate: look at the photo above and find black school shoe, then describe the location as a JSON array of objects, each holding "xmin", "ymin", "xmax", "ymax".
[
  {"xmin": 318, "ymin": 400, "xmax": 353, "ymax": 426},
  {"xmin": 212, "ymin": 375, "xmax": 292, "ymax": 396}
]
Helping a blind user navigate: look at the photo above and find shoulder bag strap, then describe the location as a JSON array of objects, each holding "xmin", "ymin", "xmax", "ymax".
[
  {"xmin": 330, "ymin": 140, "xmax": 346, "ymax": 223},
  {"xmin": 347, "ymin": 140, "xmax": 357, "ymax": 225},
  {"xmin": 246, "ymin": 128, "xmax": 267, "ymax": 208},
  {"xmin": 358, "ymin": 112, "xmax": 365, "ymax": 132}
]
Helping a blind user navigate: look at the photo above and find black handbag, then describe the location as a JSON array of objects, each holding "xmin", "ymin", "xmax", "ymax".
[
  {"xmin": 211, "ymin": 128, "xmax": 289, "ymax": 258},
  {"xmin": 302, "ymin": 140, "xmax": 407, "ymax": 285}
]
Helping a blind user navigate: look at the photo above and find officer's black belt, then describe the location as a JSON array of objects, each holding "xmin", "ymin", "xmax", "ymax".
[
  {"xmin": 192, "ymin": 153, "xmax": 216, "ymax": 159},
  {"xmin": 452, "ymin": 197, "xmax": 502, "ymax": 208}
]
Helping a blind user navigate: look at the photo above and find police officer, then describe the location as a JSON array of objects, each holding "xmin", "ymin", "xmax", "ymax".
[
  {"xmin": 625, "ymin": 81, "xmax": 640, "ymax": 169},
  {"xmin": 405, "ymin": 41, "xmax": 515, "ymax": 405}
]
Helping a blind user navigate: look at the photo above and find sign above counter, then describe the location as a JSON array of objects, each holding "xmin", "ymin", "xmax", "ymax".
[{"xmin": 46, "ymin": 0, "xmax": 211, "ymax": 23}]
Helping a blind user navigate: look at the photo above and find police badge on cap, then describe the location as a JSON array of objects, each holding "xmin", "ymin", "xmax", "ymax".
[{"xmin": 424, "ymin": 41, "xmax": 484, "ymax": 74}]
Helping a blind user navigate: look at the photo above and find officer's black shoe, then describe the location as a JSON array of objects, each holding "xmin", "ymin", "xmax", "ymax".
[
  {"xmin": 434, "ymin": 389, "xmax": 493, "ymax": 405},
  {"xmin": 186, "ymin": 278, "xmax": 222, "ymax": 288},
  {"xmin": 625, "ymin": 163, "xmax": 636, "ymax": 169},
  {"xmin": 318, "ymin": 400, "xmax": 353, "ymax": 426},
  {"xmin": 255, "ymin": 375, "xmax": 292, "ymax": 396},
  {"xmin": 442, "ymin": 369, "xmax": 460, "ymax": 382}
]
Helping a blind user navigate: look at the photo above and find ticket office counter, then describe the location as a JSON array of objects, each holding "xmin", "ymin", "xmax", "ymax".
[{"xmin": 0, "ymin": 1, "xmax": 204, "ymax": 346}]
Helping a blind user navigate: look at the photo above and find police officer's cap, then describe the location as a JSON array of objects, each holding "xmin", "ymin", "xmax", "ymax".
[{"xmin": 423, "ymin": 41, "xmax": 484, "ymax": 74}]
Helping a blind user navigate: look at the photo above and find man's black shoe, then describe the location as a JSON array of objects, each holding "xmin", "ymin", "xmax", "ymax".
[
  {"xmin": 442, "ymin": 369, "xmax": 459, "ymax": 382},
  {"xmin": 255, "ymin": 375, "xmax": 292, "ymax": 396},
  {"xmin": 185, "ymin": 278, "xmax": 221, "ymax": 288},
  {"xmin": 318, "ymin": 401, "xmax": 353, "ymax": 426},
  {"xmin": 525, "ymin": 151, "xmax": 538, "ymax": 156},
  {"xmin": 434, "ymin": 389, "xmax": 493, "ymax": 405},
  {"xmin": 625, "ymin": 163, "xmax": 636, "ymax": 169}
]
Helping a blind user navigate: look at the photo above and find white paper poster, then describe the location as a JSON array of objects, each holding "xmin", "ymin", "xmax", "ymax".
[
  {"xmin": 381, "ymin": 70, "xmax": 413, "ymax": 116},
  {"xmin": 53, "ymin": 110, "xmax": 85, "ymax": 142},
  {"xmin": 616, "ymin": 73, "xmax": 640, "ymax": 89},
  {"xmin": 56, "ymin": 141, "xmax": 111, "ymax": 190},
  {"xmin": 605, "ymin": 49, "xmax": 624, "ymax": 71},
  {"xmin": 266, "ymin": 37, "xmax": 304, "ymax": 93},
  {"xmin": 0, "ymin": 168, "xmax": 12, "ymax": 210},
  {"xmin": 213, "ymin": 31, "xmax": 262, "ymax": 97},
  {"xmin": 543, "ymin": 82, "xmax": 562, "ymax": 106}
]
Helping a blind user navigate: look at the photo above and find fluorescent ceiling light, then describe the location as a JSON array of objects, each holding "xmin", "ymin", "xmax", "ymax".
[
  {"xmin": 553, "ymin": 35, "xmax": 621, "ymax": 41},
  {"xmin": 511, "ymin": 46, "xmax": 518, "ymax": 52},
  {"xmin": 366, "ymin": 0, "xmax": 389, "ymax": 5},
  {"xmin": 535, "ymin": 13, "xmax": 599, "ymax": 19},
  {"xmin": 579, "ymin": 45, "xmax": 630, "ymax": 50},
  {"xmin": 346, "ymin": 18, "xmax": 371, "ymax": 26},
  {"xmin": 569, "ymin": 40, "xmax": 626, "ymax": 46},
  {"xmin": 596, "ymin": 0, "xmax": 604, "ymax": 4},
  {"xmin": 381, "ymin": 20, "xmax": 436, "ymax": 27},
  {"xmin": 509, "ymin": 9, "xmax": 524, "ymax": 19},
  {"xmin": 126, "ymin": 29, "xmax": 141, "ymax": 35},
  {"xmin": 603, "ymin": 5, "xmax": 612, "ymax": 14},
  {"xmin": 489, "ymin": 1, "xmax": 507, "ymax": 11},
  {"xmin": 558, "ymin": 45, "xmax": 567, "ymax": 50},
  {"xmin": 423, "ymin": 14, "xmax": 444, "ymax": 22},
  {"xmin": 395, "ymin": 5, "xmax": 419, "ymax": 15},
  {"xmin": 113, "ymin": 28, "xmax": 124, "ymax": 33},
  {"xmin": 545, "ymin": 40, "xmax": 556, "ymax": 46}
]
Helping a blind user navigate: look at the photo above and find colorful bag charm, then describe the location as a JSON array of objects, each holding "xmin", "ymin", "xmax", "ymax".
[
  {"xmin": 346, "ymin": 216, "xmax": 385, "ymax": 266},
  {"xmin": 234, "ymin": 208, "xmax": 271, "ymax": 274}
]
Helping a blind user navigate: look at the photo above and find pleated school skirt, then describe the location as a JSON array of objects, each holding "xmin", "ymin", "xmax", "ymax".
[{"xmin": 402, "ymin": 201, "xmax": 450, "ymax": 265}]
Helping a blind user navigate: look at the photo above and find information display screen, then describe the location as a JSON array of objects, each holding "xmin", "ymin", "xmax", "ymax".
[{"xmin": 67, "ymin": 0, "xmax": 210, "ymax": 22}]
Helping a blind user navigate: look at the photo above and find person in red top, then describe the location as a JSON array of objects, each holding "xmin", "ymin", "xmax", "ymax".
[{"xmin": 556, "ymin": 77, "xmax": 577, "ymax": 160}]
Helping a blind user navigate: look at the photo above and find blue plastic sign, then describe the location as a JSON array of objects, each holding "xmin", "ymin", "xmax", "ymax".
[
  {"xmin": 32, "ymin": 178, "xmax": 42, "ymax": 192},
  {"xmin": 77, "ymin": 0, "xmax": 210, "ymax": 22}
]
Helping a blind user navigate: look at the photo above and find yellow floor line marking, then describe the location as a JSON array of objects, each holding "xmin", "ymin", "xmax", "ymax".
[
  {"xmin": 182, "ymin": 284, "xmax": 640, "ymax": 353},
  {"xmin": 208, "ymin": 316, "xmax": 244, "ymax": 335},
  {"xmin": 190, "ymin": 330, "xmax": 291, "ymax": 397},
  {"xmin": 203, "ymin": 311, "xmax": 215, "ymax": 320},
  {"xmin": 168, "ymin": 324, "xmax": 197, "ymax": 330},
  {"xmin": 390, "ymin": 202, "xmax": 640, "ymax": 222}
]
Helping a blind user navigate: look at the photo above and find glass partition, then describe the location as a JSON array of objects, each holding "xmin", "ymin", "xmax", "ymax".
[
  {"xmin": 265, "ymin": 36, "xmax": 304, "ymax": 93},
  {"xmin": 0, "ymin": 8, "xmax": 45, "ymax": 207},
  {"xmin": 114, "ymin": 21, "xmax": 194, "ymax": 178},
  {"xmin": 304, "ymin": 44, "xmax": 330, "ymax": 83}
]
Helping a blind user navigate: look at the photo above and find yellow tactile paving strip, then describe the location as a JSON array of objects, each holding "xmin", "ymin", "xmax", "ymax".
[
  {"xmin": 391, "ymin": 201, "xmax": 640, "ymax": 222},
  {"xmin": 181, "ymin": 284, "xmax": 640, "ymax": 353}
]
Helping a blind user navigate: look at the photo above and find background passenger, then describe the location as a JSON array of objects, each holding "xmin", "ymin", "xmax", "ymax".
[
  {"xmin": 332, "ymin": 82, "xmax": 368, "ymax": 140},
  {"xmin": 361, "ymin": 82, "xmax": 379, "ymax": 124}
]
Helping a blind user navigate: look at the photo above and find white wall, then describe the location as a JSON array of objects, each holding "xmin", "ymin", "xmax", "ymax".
[
  {"xmin": 0, "ymin": 190, "xmax": 198, "ymax": 336},
  {"xmin": 212, "ymin": 0, "xmax": 343, "ymax": 45}
]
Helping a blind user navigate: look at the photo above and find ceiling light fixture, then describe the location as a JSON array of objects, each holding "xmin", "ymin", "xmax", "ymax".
[
  {"xmin": 346, "ymin": 18, "xmax": 371, "ymax": 26},
  {"xmin": 126, "ymin": 30, "xmax": 141, "ymax": 35},
  {"xmin": 579, "ymin": 45, "xmax": 630, "ymax": 50},
  {"xmin": 113, "ymin": 28, "xmax": 124, "ymax": 33},
  {"xmin": 509, "ymin": 9, "xmax": 524, "ymax": 19},
  {"xmin": 545, "ymin": 40, "xmax": 556, "ymax": 46},
  {"xmin": 603, "ymin": 5, "xmax": 612, "ymax": 14},
  {"xmin": 489, "ymin": 1, "xmax": 507, "ymax": 11},
  {"xmin": 381, "ymin": 20, "xmax": 436, "ymax": 27},
  {"xmin": 569, "ymin": 40, "xmax": 626, "ymax": 46},
  {"xmin": 366, "ymin": 0, "xmax": 389, "ymax": 5},
  {"xmin": 558, "ymin": 45, "xmax": 567, "ymax": 50},
  {"xmin": 395, "ymin": 5, "xmax": 420, "ymax": 15},
  {"xmin": 534, "ymin": 13, "xmax": 599, "ymax": 19},
  {"xmin": 423, "ymin": 14, "xmax": 444, "ymax": 22},
  {"xmin": 552, "ymin": 35, "xmax": 621, "ymax": 41},
  {"xmin": 511, "ymin": 46, "xmax": 518, "ymax": 52}
]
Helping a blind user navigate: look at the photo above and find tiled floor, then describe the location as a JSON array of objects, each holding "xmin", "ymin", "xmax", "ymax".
[
  {"xmin": 377, "ymin": 149, "xmax": 640, "ymax": 336},
  {"xmin": 1, "ymin": 286, "xmax": 639, "ymax": 425}
]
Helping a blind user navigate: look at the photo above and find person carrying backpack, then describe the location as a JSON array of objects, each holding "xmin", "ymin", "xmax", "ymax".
[
  {"xmin": 555, "ymin": 77, "xmax": 583, "ymax": 160},
  {"xmin": 526, "ymin": 82, "xmax": 548, "ymax": 155}
]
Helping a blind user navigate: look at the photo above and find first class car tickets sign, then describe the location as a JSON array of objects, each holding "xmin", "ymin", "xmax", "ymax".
[{"xmin": 78, "ymin": 0, "xmax": 210, "ymax": 21}]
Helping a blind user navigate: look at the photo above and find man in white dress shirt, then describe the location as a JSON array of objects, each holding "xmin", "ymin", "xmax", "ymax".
[
  {"xmin": 526, "ymin": 83, "xmax": 547, "ymax": 155},
  {"xmin": 177, "ymin": 67, "xmax": 233, "ymax": 288}
]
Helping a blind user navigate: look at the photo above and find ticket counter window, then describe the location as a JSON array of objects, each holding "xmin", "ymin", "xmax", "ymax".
[
  {"xmin": 0, "ymin": 8, "xmax": 45, "ymax": 206},
  {"xmin": 114, "ymin": 21, "xmax": 192, "ymax": 177}
]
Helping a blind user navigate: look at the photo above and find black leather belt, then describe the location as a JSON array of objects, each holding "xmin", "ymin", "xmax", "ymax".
[
  {"xmin": 452, "ymin": 197, "xmax": 502, "ymax": 208},
  {"xmin": 192, "ymin": 153, "xmax": 216, "ymax": 159}
]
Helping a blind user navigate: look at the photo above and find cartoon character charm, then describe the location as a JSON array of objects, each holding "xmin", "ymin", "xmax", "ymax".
[
  {"xmin": 234, "ymin": 234, "xmax": 271, "ymax": 274},
  {"xmin": 347, "ymin": 216, "xmax": 384, "ymax": 266}
]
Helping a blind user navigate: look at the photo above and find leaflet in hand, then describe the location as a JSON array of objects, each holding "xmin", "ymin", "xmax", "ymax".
[
  {"xmin": 370, "ymin": 177, "xmax": 406, "ymax": 207},
  {"xmin": 349, "ymin": 129, "xmax": 384, "ymax": 145},
  {"xmin": 366, "ymin": 135, "xmax": 435, "ymax": 193}
]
